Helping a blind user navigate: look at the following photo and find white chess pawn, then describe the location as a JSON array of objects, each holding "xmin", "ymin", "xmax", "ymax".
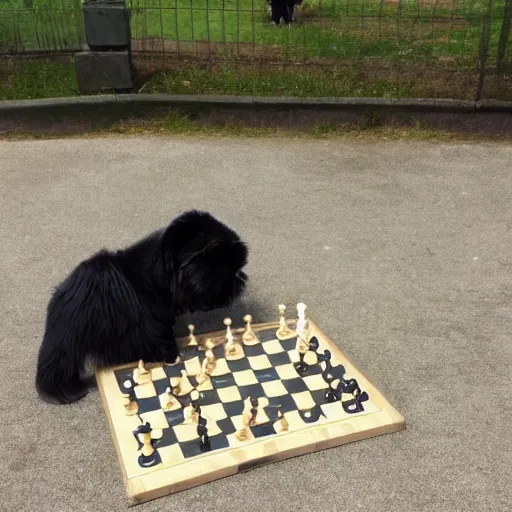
[
  {"xmin": 276, "ymin": 304, "xmax": 294, "ymax": 340},
  {"xmin": 242, "ymin": 314, "xmax": 259, "ymax": 345},
  {"xmin": 187, "ymin": 324, "xmax": 198, "ymax": 346},
  {"xmin": 224, "ymin": 318, "xmax": 234, "ymax": 351},
  {"xmin": 224, "ymin": 317, "xmax": 244, "ymax": 360}
]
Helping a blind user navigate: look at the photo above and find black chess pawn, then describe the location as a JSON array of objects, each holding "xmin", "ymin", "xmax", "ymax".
[
  {"xmin": 330, "ymin": 376, "xmax": 369, "ymax": 413},
  {"xmin": 293, "ymin": 352, "xmax": 309, "ymax": 375},
  {"xmin": 329, "ymin": 376, "xmax": 357, "ymax": 401},
  {"xmin": 324, "ymin": 387, "xmax": 339, "ymax": 403},
  {"xmin": 321, "ymin": 348, "xmax": 332, "ymax": 363},
  {"xmin": 309, "ymin": 337, "xmax": 320, "ymax": 352},
  {"xmin": 339, "ymin": 378, "xmax": 360, "ymax": 396},
  {"xmin": 321, "ymin": 350, "xmax": 334, "ymax": 385},
  {"xmin": 249, "ymin": 397, "xmax": 259, "ymax": 426},
  {"xmin": 299, "ymin": 405, "xmax": 326, "ymax": 423},
  {"xmin": 197, "ymin": 411, "xmax": 211, "ymax": 452},
  {"xmin": 342, "ymin": 390, "xmax": 370, "ymax": 414}
]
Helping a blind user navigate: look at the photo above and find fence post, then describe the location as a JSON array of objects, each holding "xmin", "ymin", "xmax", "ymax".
[
  {"xmin": 496, "ymin": 0, "xmax": 512, "ymax": 72},
  {"xmin": 75, "ymin": 0, "xmax": 134, "ymax": 93},
  {"xmin": 475, "ymin": 0, "xmax": 493, "ymax": 102}
]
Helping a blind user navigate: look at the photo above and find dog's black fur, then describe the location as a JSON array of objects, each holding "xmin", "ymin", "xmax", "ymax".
[{"xmin": 35, "ymin": 210, "xmax": 248, "ymax": 405}]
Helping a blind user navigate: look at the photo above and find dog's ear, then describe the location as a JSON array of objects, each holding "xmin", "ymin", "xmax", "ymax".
[
  {"xmin": 163, "ymin": 210, "xmax": 211, "ymax": 251},
  {"xmin": 162, "ymin": 210, "xmax": 245, "ymax": 270}
]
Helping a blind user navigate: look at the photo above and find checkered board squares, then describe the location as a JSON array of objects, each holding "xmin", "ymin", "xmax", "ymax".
[
  {"xmin": 110, "ymin": 325, "xmax": 380, "ymax": 472},
  {"xmin": 262, "ymin": 338, "xmax": 286, "ymax": 355},
  {"xmin": 217, "ymin": 385, "xmax": 242, "ymax": 403},
  {"xmin": 97, "ymin": 318, "xmax": 406, "ymax": 505},
  {"xmin": 233, "ymin": 368, "xmax": 258, "ymax": 386},
  {"xmin": 209, "ymin": 358, "xmax": 230, "ymax": 376}
]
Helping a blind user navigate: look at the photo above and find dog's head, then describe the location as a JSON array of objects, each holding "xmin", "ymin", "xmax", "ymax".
[{"xmin": 162, "ymin": 210, "xmax": 248, "ymax": 313}]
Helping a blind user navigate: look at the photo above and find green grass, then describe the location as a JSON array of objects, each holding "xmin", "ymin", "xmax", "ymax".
[
  {"xmin": 140, "ymin": 65, "xmax": 424, "ymax": 97},
  {"xmin": 1, "ymin": 0, "xmax": 508, "ymax": 66},
  {"xmin": 0, "ymin": 58, "xmax": 77, "ymax": 99},
  {"xmin": 0, "ymin": 0, "xmax": 84, "ymax": 53},
  {"xmin": 125, "ymin": 0, "xmax": 508, "ymax": 66}
]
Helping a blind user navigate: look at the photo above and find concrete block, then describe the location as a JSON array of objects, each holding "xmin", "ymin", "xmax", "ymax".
[
  {"xmin": 83, "ymin": 1, "xmax": 130, "ymax": 50},
  {"xmin": 74, "ymin": 50, "xmax": 133, "ymax": 92}
]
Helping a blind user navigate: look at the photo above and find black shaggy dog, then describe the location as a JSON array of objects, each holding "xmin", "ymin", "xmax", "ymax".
[{"xmin": 36, "ymin": 210, "xmax": 248, "ymax": 405}]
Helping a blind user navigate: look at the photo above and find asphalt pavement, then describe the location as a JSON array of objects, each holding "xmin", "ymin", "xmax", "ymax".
[{"xmin": 0, "ymin": 137, "xmax": 511, "ymax": 512}]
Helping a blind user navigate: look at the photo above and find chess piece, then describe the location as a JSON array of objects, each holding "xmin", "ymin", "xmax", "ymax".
[
  {"xmin": 171, "ymin": 370, "xmax": 194, "ymax": 396},
  {"xmin": 249, "ymin": 397, "xmax": 259, "ymax": 426},
  {"xmin": 122, "ymin": 379, "xmax": 139, "ymax": 416},
  {"xmin": 295, "ymin": 332, "xmax": 311, "ymax": 368},
  {"xmin": 339, "ymin": 378, "xmax": 360, "ymax": 396},
  {"xmin": 134, "ymin": 359, "xmax": 151, "ymax": 385},
  {"xmin": 242, "ymin": 314, "xmax": 259, "ymax": 345},
  {"xmin": 276, "ymin": 304, "xmax": 294, "ymax": 340},
  {"xmin": 320, "ymin": 350, "xmax": 335, "ymax": 385},
  {"xmin": 163, "ymin": 387, "xmax": 181, "ymax": 412},
  {"xmin": 236, "ymin": 397, "xmax": 255, "ymax": 441},
  {"xmin": 184, "ymin": 389, "xmax": 201, "ymax": 424},
  {"xmin": 341, "ymin": 388, "xmax": 369, "ymax": 414},
  {"xmin": 293, "ymin": 350, "xmax": 309, "ymax": 375},
  {"xmin": 179, "ymin": 370, "xmax": 195, "ymax": 395},
  {"xmin": 278, "ymin": 409, "xmax": 289, "ymax": 432},
  {"xmin": 197, "ymin": 408, "xmax": 210, "ymax": 451},
  {"xmin": 133, "ymin": 422, "xmax": 162, "ymax": 468},
  {"xmin": 123, "ymin": 394, "xmax": 139, "ymax": 416},
  {"xmin": 236, "ymin": 427, "xmax": 249, "ymax": 441},
  {"xmin": 320, "ymin": 351, "xmax": 352, "ymax": 403},
  {"xmin": 224, "ymin": 317, "xmax": 234, "ymax": 349},
  {"xmin": 224, "ymin": 318, "xmax": 244, "ymax": 360},
  {"xmin": 182, "ymin": 323, "xmax": 199, "ymax": 360},
  {"xmin": 196, "ymin": 351, "xmax": 215, "ymax": 391},
  {"xmin": 203, "ymin": 347, "xmax": 216, "ymax": 374},
  {"xmin": 184, "ymin": 403, "xmax": 199, "ymax": 424},
  {"xmin": 303, "ymin": 336, "xmax": 320, "ymax": 367},
  {"xmin": 319, "ymin": 350, "xmax": 338, "ymax": 402},
  {"xmin": 190, "ymin": 388, "xmax": 200, "ymax": 402},
  {"xmin": 294, "ymin": 338, "xmax": 318, "ymax": 375},
  {"xmin": 187, "ymin": 324, "xmax": 198, "ymax": 347},
  {"xmin": 170, "ymin": 376, "xmax": 181, "ymax": 395},
  {"xmin": 195, "ymin": 369, "xmax": 211, "ymax": 391},
  {"xmin": 299, "ymin": 405, "xmax": 327, "ymax": 423},
  {"xmin": 296, "ymin": 302, "xmax": 310, "ymax": 343}
]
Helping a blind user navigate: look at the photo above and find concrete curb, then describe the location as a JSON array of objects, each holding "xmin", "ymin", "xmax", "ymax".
[
  {"xmin": 1, "ymin": 93, "xmax": 512, "ymax": 114},
  {"xmin": 1, "ymin": 94, "xmax": 511, "ymax": 136}
]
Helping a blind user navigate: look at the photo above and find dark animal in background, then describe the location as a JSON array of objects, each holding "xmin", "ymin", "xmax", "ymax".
[
  {"xmin": 268, "ymin": 0, "xmax": 302, "ymax": 25},
  {"xmin": 35, "ymin": 210, "xmax": 248, "ymax": 405}
]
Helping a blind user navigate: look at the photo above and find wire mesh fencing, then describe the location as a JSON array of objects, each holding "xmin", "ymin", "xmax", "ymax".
[
  {"xmin": 0, "ymin": 0, "xmax": 511, "ymax": 100},
  {"xmin": 0, "ymin": 0, "xmax": 84, "ymax": 53}
]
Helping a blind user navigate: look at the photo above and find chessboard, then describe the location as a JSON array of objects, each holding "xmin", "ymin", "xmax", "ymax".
[{"xmin": 96, "ymin": 303, "xmax": 405, "ymax": 505}]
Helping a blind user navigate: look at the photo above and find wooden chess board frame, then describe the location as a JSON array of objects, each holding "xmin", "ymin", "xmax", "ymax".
[{"xmin": 96, "ymin": 319, "xmax": 405, "ymax": 506}]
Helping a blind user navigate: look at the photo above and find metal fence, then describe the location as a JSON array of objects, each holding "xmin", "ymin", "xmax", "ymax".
[
  {"xmin": 0, "ymin": 0, "xmax": 84, "ymax": 53},
  {"xmin": 0, "ymin": 0, "xmax": 511, "ymax": 100}
]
